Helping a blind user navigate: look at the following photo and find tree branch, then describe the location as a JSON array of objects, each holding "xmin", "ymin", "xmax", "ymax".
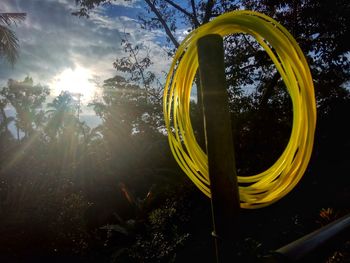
[
  {"xmin": 162, "ymin": 0, "xmax": 192, "ymax": 19},
  {"xmin": 163, "ymin": 0, "xmax": 200, "ymax": 27},
  {"xmin": 190, "ymin": 0, "xmax": 200, "ymax": 27},
  {"xmin": 243, "ymin": 34, "xmax": 259, "ymax": 53},
  {"xmin": 259, "ymin": 72, "xmax": 280, "ymax": 109},
  {"xmin": 144, "ymin": 0, "xmax": 179, "ymax": 48},
  {"xmin": 202, "ymin": 0, "xmax": 215, "ymax": 24},
  {"xmin": 0, "ymin": 13, "xmax": 26, "ymax": 26},
  {"xmin": 0, "ymin": 24, "xmax": 20, "ymax": 65}
]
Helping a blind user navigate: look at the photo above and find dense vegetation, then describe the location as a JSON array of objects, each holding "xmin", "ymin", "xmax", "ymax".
[{"xmin": 1, "ymin": 0, "xmax": 349, "ymax": 262}]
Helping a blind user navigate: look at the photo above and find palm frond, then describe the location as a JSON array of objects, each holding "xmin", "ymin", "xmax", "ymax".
[
  {"xmin": 0, "ymin": 24, "xmax": 19, "ymax": 65},
  {"xmin": 0, "ymin": 13, "xmax": 26, "ymax": 26}
]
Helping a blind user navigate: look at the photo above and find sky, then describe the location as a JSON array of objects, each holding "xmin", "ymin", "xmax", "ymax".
[
  {"xmin": 0, "ymin": 0, "xmax": 172, "ymax": 99},
  {"xmin": 0, "ymin": 0, "xmax": 174, "ymax": 127}
]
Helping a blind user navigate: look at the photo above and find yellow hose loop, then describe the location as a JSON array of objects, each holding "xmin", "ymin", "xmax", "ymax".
[{"xmin": 163, "ymin": 10, "xmax": 316, "ymax": 209}]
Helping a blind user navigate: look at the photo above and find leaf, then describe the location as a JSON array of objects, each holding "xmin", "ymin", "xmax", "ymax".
[
  {"xmin": 0, "ymin": 13, "xmax": 26, "ymax": 26},
  {"xmin": 0, "ymin": 24, "xmax": 20, "ymax": 65}
]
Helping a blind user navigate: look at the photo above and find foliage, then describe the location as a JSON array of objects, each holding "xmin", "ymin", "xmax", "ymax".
[
  {"xmin": 50, "ymin": 192, "xmax": 92, "ymax": 255},
  {"xmin": 0, "ymin": 77, "xmax": 50, "ymax": 139},
  {"xmin": 127, "ymin": 201, "xmax": 190, "ymax": 263},
  {"xmin": 0, "ymin": 12, "xmax": 26, "ymax": 65},
  {"xmin": 325, "ymin": 241, "xmax": 350, "ymax": 263},
  {"xmin": 113, "ymin": 32, "xmax": 161, "ymax": 104},
  {"xmin": 99, "ymin": 184, "xmax": 192, "ymax": 263},
  {"xmin": 46, "ymin": 90, "xmax": 83, "ymax": 141}
]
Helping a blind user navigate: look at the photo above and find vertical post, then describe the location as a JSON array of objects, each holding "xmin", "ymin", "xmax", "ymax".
[{"xmin": 197, "ymin": 34, "xmax": 240, "ymax": 262}]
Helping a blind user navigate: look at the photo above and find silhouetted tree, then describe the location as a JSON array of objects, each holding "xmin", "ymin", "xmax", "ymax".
[
  {"xmin": 0, "ymin": 77, "xmax": 49, "ymax": 139},
  {"xmin": 46, "ymin": 91, "xmax": 80, "ymax": 140},
  {"xmin": 0, "ymin": 98, "xmax": 13, "ymax": 133}
]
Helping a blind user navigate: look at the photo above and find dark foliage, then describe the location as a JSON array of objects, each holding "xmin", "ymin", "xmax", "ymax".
[{"xmin": 0, "ymin": 12, "xmax": 26, "ymax": 66}]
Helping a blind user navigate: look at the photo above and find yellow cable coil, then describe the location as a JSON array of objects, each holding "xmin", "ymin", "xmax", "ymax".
[{"xmin": 163, "ymin": 10, "xmax": 316, "ymax": 209}]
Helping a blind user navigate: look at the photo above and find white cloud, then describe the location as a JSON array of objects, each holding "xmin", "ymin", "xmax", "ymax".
[
  {"xmin": 109, "ymin": 0, "xmax": 143, "ymax": 8},
  {"xmin": 1, "ymin": 0, "xmax": 122, "ymax": 86},
  {"xmin": 176, "ymin": 28, "xmax": 191, "ymax": 42},
  {"xmin": 0, "ymin": 0, "xmax": 172, "ymax": 98}
]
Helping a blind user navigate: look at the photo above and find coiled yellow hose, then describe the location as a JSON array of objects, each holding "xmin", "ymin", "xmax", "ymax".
[{"xmin": 163, "ymin": 10, "xmax": 316, "ymax": 209}]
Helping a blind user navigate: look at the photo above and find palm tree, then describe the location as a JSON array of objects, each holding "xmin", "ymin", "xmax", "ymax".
[
  {"xmin": 46, "ymin": 91, "xmax": 81, "ymax": 140},
  {"xmin": 0, "ymin": 12, "xmax": 26, "ymax": 65}
]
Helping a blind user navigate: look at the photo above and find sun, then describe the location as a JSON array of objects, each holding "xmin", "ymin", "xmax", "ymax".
[{"xmin": 51, "ymin": 66, "xmax": 96, "ymax": 102}]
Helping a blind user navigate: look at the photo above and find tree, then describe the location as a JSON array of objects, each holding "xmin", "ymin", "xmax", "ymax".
[
  {"xmin": 0, "ymin": 77, "xmax": 50, "ymax": 139},
  {"xmin": 46, "ymin": 91, "xmax": 81, "ymax": 140},
  {"xmin": 240, "ymin": 0, "xmax": 350, "ymax": 109},
  {"xmin": 114, "ymin": 32, "xmax": 160, "ymax": 104},
  {"xmin": 0, "ymin": 98, "xmax": 13, "ymax": 133},
  {"xmin": 0, "ymin": 12, "xmax": 26, "ymax": 65},
  {"xmin": 0, "ymin": 98, "xmax": 15, "ymax": 155},
  {"xmin": 89, "ymin": 75, "xmax": 147, "ymax": 159}
]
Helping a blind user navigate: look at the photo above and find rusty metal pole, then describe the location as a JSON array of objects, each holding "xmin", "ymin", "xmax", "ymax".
[{"xmin": 197, "ymin": 34, "xmax": 240, "ymax": 263}]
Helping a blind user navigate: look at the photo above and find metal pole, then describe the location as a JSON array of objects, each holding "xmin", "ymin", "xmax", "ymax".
[
  {"xmin": 262, "ymin": 213, "xmax": 350, "ymax": 262},
  {"xmin": 197, "ymin": 34, "xmax": 240, "ymax": 263}
]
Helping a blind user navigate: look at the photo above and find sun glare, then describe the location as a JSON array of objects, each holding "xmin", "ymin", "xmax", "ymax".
[{"xmin": 51, "ymin": 66, "xmax": 96, "ymax": 102}]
